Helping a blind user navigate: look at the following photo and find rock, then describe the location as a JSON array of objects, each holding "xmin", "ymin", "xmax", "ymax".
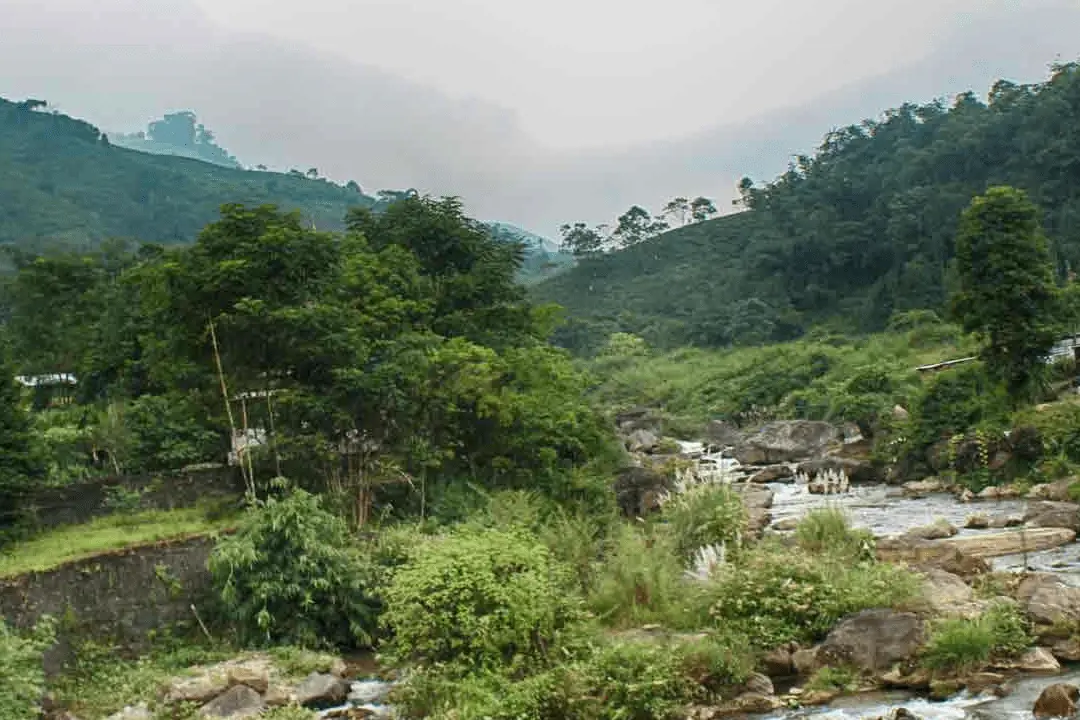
[
  {"xmin": 615, "ymin": 406, "xmax": 659, "ymax": 433},
  {"xmin": 106, "ymin": 706, "xmax": 152, "ymax": 720},
  {"xmin": 799, "ymin": 456, "xmax": 880, "ymax": 484},
  {"xmin": 348, "ymin": 680, "xmax": 393, "ymax": 705},
  {"xmin": 705, "ymin": 420, "xmax": 743, "ymax": 448},
  {"xmin": 761, "ymin": 647, "xmax": 794, "ymax": 677},
  {"xmin": 731, "ymin": 693, "xmax": 782, "ymax": 714},
  {"xmin": 1034, "ymin": 683, "xmax": 1080, "ymax": 719},
  {"xmin": 880, "ymin": 665, "xmax": 931, "ymax": 689},
  {"xmin": 977, "ymin": 485, "xmax": 1022, "ymax": 500},
  {"xmin": 816, "ymin": 609, "xmax": 925, "ymax": 673},
  {"xmin": 959, "ymin": 488, "xmax": 976, "ymax": 503},
  {"xmin": 1018, "ymin": 573, "xmax": 1080, "ymax": 625},
  {"xmin": 750, "ymin": 465, "xmax": 794, "ymax": 484},
  {"xmin": 892, "ymin": 405, "xmax": 910, "ymax": 421},
  {"xmin": 1028, "ymin": 480, "xmax": 1076, "ymax": 502},
  {"xmin": 167, "ymin": 675, "xmax": 230, "ymax": 705},
  {"xmin": 939, "ymin": 528, "xmax": 1076, "ymax": 558},
  {"xmin": 226, "ymin": 664, "xmax": 270, "ymax": 695},
  {"xmin": 295, "ymin": 672, "xmax": 349, "ymax": 709},
  {"xmin": 905, "ymin": 519, "xmax": 959, "ymax": 541},
  {"xmin": 733, "ymin": 421, "xmax": 842, "ymax": 465},
  {"xmin": 772, "ymin": 517, "xmax": 800, "ymax": 532},
  {"xmin": 614, "ymin": 466, "xmax": 671, "ymax": 517},
  {"xmin": 929, "ymin": 679, "xmax": 963, "ymax": 701},
  {"xmin": 799, "ymin": 689, "xmax": 840, "ymax": 706},
  {"xmin": 965, "ymin": 672, "xmax": 1007, "ymax": 696},
  {"xmin": 742, "ymin": 672, "xmax": 774, "ymax": 696},
  {"xmin": 1026, "ymin": 502, "xmax": 1080, "ymax": 532},
  {"xmin": 902, "ymin": 479, "xmax": 945, "ymax": 497},
  {"xmin": 1051, "ymin": 637, "xmax": 1080, "ymax": 662},
  {"xmin": 921, "ymin": 569, "xmax": 982, "ymax": 618},
  {"xmin": 875, "ymin": 536, "xmax": 991, "ymax": 579},
  {"xmin": 626, "ymin": 429, "xmax": 659, "ymax": 454},
  {"xmin": 966, "ymin": 514, "xmax": 991, "ymax": 529},
  {"xmin": 198, "ymin": 685, "xmax": 265, "ymax": 718},
  {"xmin": 989, "ymin": 515, "xmax": 1025, "ymax": 529},
  {"xmin": 792, "ymin": 647, "xmax": 820, "ymax": 676},
  {"xmin": 328, "ymin": 657, "xmax": 349, "ymax": 678},
  {"xmin": 263, "ymin": 684, "xmax": 292, "ymax": 707},
  {"xmin": 992, "ymin": 647, "xmax": 1061, "ymax": 674}
]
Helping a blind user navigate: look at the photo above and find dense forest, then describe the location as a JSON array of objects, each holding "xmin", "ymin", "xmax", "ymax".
[{"xmin": 535, "ymin": 62, "xmax": 1080, "ymax": 353}]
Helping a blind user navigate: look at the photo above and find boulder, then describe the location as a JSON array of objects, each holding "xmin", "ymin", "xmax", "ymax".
[
  {"xmin": 1017, "ymin": 574, "xmax": 1080, "ymax": 625},
  {"xmin": 1034, "ymin": 683, "xmax": 1080, "ymax": 719},
  {"xmin": 615, "ymin": 406, "xmax": 659, "ymax": 433},
  {"xmin": 167, "ymin": 675, "xmax": 230, "ymax": 705},
  {"xmin": 761, "ymin": 647, "xmax": 794, "ymax": 677},
  {"xmin": 989, "ymin": 515, "xmax": 1025, "ymax": 529},
  {"xmin": 1026, "ymin": 502, "xmax": 1080, "ymax": 532},
  {"xmin": 348, "ymin": 680, "xmax": 393, "ymax": 705},
  {"xmin": 750, "ymin": 465, "xmax": 794, "ymax": 484},
  {"xmin": 741, "ymin": 672, "xmax": 774, "ymax": 696},
  {"xmin": 880, "ymin": 665, "xmax": 931, "ymax": 689},
  {"xmin": 263, "ymin": 684, "xmax": 292, "ymax": 707},
  {"xmin": 902, "ymin": 479, "xmax": 945, "ymax": 498},
  {"xmin": 626, "ymin": 429, "xmax": 659, "ymax": 454},
  {"xmin": 1051, "ymin": 637, "xmax": 1080, "ymax": 662},
  {"xmin": 198, "ymin": 686, "xmax": 265, "ymax": 717},
  {"xmin": 614, "ymin": 466, "xmax": 671, "ymax": 517},
  {"xmin": 705, "ymin": 420, "xmax": 743, "ymax": 448},
  {"xmin": 965, "ymin": 514, "xmax": 990, "ymax": 530},
  {"xmin": 875, "ymin": 536, "xmax": 991, "ymax": 579},
  {"xmin": 964, "ymin": 672, "xmax": 1007, "ymax": 696},
  {"xmin": 991, "ymin": 647, "xmax": 1061, "ymax": 674},
  {"xmin": 106, "ymin": 706, "xmax": 152, "ymax": 720},
  {"xmin": 792, "ymin": 647, "xmax": 820, "ymax": 676},
  {"xmin": 733, "ymin": 421, "xmax": 841, "ymax": 465},
  {"xmin": 892, "ymin": 405, "xmax": 911, "ymax": 421},
  {"xmin": 295, "ymin": 672, "xmax": 349, "ymax": 709},
  {"xmin": 728, "ymin": 693, "xmax": 782, "ymax": 714},
  {"xmin": 939, "ymin": 528, "xmax": 1076, "ymax": 559},
  {"xmin": 816, "ymin": 609, "xmax": 925, "ymax": 672},
  {"xmin": 921, "ymin": 569, "xmax": 982, "ymax": 618},
  {"xmin": 1028, "ymin": 480, "xmax": 1076, "ymax": 502},
  {"xmin": 929, "ymin": 679, "xmax": 963, "ymax": 701},
  {"xmin": 226, "ymin": 663, "xmax": 270, "ymax": 695},
  {"xmin": 977, "ymin": 485, "xmax": 1023, "ymax": 500},
  {"xmin": 905, "ymin": 519, "xmax": 959, "ymax": 541}
]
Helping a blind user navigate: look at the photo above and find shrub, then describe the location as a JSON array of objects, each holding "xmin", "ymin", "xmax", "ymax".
[
  {"xmin": 910, "ymin": 364, "xmax": 1009, "ymax": 451},
  {"xmin": 209, "ymin": 488, "xmax": 379, "ymax": 648},
  {"xmin": 587, "ymin": 524, "xmax": 704, "ymax": 629},
  {"xmin": 660, "ymin": 484, "xmax": 746, "ymax": 560},
  {"xmin": 707, "ymin": 543, "xmax": 919, "ymax": 648},
  {"xmin": 805, "ymin": 665, "xmax": 860, "ymax": 693},
  {"xmin": 795, "ymin": 508, "xmax": 874, "ymax": 560},
  {"xmin": 381, "ymin": 527, "xmax": 581, "ymax": 671},
  {"xmin": 565, "ymin": 639, "xmax": 697, "ymax": 720},
  {"xmin": 0, "ymin": 616, "xmax": 56, "ymax": 720},
  {"xmin": 922, "ymin": 600, "xmax": 1032, "ymax": 672}
]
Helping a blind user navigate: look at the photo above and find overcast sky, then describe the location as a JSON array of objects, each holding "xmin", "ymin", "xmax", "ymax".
[{"xmin": 2, "ymin": 0, "xmax": 1080, "ymax": 234}]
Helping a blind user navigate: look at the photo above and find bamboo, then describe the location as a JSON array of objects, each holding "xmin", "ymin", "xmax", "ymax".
[{"xmin": 208, "ymin": 318, "xmax": 252, "ymax": 496}]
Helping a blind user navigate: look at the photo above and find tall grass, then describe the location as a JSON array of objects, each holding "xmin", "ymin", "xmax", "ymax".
[
  {"xmin": 661, "ymin": 484, "xmax": 746, "ymax": 561},
  {"xmin": 921, "ymin": 600, "xmax": 1033, "ymax": 672},
  {"xmin": 796, "ymin": 507, "xmax": 874, "ymax": 559}
]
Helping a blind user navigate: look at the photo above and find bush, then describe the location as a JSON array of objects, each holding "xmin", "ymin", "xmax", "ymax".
[
  {"xmin": 381, "ymin": 527, "xmax": 581, "ymax": 671},
  {"xmin": 125, "ymin": 394, "xmax": 221, "ymax": 472},
  {"xmin": 805, "ymin": 665, "xmax": 860, "ymax": 693},
  {"xmin": 209, "ymin": 488, "xmax": 379, "ymax": 648},
  {"xmin": 707, "ymin": 543, "xmax": 919, "ymax": 649},
  {"xmin": 795, "ymin": 508, "xmax": 874, "ymax": 560},
  {"xmin": 910, "ymin": 364, "xmax": 1010, "ymax": 451},
  {"xmin": 0, "ymin": 616, "xmax": 56, "ymax": 720},
  {"xmin": 660, "ymin": 484, "xmax": 746, "ymax": 560},
  {"xmin": 587, "ymin": 524, "xmax": 704, "ymax": 629},
  {"xmin": 922, "ymin": 600, "xmax": 1032, "ymax": 672}
]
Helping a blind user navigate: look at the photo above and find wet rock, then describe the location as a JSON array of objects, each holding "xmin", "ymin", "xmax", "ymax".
[
  {"xmin": 614, "ymin": 466, "xmax": 671, "ymax": 517},
  {"xmin": 989, "ymin": 515, "xmax": 1025, "ymax": 529},
  {"xmin": 1033, "ymin": 683, "xmax": 1080, "ymax": 718},
  {"xmin": 295, "ymin": 672, "xmax": 349, "ymax": 709},
  {"xmin": 1051, "ymin": 637, "xmax": 1080, "ymax": 662},
  {"xmin": 349, "ymin": 680, "xmax": 392, "ymax": 704},
  {"xmin": 880, "ymin": 665, "xmax": 931, "ymax": 689},
  {"xmin": 705, "ymin": 420, "xmax": 743, "ymax": 448},
  {"xmin": 198, "ymin": 685, "xmax": 265, "ymax": 718},
  {"xmin": 905, "ymin": 519, "xmax": 959, "ymax": 541},
  {"xmin": 959, "ymin": 488, "xmax": 976, "ymax": 503},
  {"xmin": 792, "ymin": 647, "xmax": 820, "ymax": 675},
  {"xmin": 929, "ymin": 679, "xmax": 963, "ymax": 701},
  {"xmin": 761, "ymin": 647, "xmax": 794, "ymax": 677},
  {"xmin": 902, "ymin": 479, "xmax": 945, "ymax": 497},
  {"xmin": 1028, "ymin": 480, "xmax": 1076, "ymax": 502},
  {"xmin": 875, "ymin": 536, "xmax": 990, "ymax": 579},
  {"xmin": 1025, "ymin": 502, "xmax": 1080, "ymax": 532},
  {"xmin": 991, "ymin": 647, "xmax": 1061, "ymax": 674},
  {"xmin": 730, "ymin": 693, "xmax": 782, "ymax": 714},
  {"xmin": 733, "ymin": 421, "xmax": 841, "ymax": 465},
  {"xmin": 816, "ymin": 609, "xmax": 925, "ymax": 672},
  {"xmin": 1018, "ymin": 574, "xmax": 1080, "ymax": 626},
  {"xmin": 966, "ymin": 513, "xmax": 991, "ymax": 529},
  {"xmin": 742, "ymin": 672, "xmax": 774, "ymax": 696},
  {"xmin": 750, "ymin": 465, "xmax": 794, "ymax": 484},
  {"xmin": 166, "ymin": 675, "xmax": 230, "ymax": 705},
  {"xmin": 921, "ymin": 568, "xmax": 982, "ymax": 618},
  {"xmin": 626, "ymin": 429, "xmax": 659, "ymax": 454},
  {"xmin": 977, "ymin": 485, "xmax": 1022, "ymax": 500},
  {"xmin": 106, "ymin": 706, "xmax": 152, "ymax": 720},
  {"xmin": 964, "ymin": 672, "xmax": 1008, "ymax": 697},
  {"xmin": 799, "ymin": 689, "xmax": 840, "ymax": 706},
  {"xmin": 939, "ymin": 527, "xmax": 1076, "ymax": 558}
]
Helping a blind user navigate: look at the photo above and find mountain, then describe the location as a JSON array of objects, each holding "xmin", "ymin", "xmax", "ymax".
[
  {"xmin": 533, "ymin": 62, "xmax": 1080, "ymax": 354},
  {"xmin": 484, "ymin": 222, "xmax": 574, "ymax": 283}
]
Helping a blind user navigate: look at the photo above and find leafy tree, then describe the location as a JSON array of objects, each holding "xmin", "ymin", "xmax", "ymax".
[
  {"xmin": 950, "ymin": 186, "xmax": 1060, "ymax": 398},
  {"xmin": 612, "ymin": 206, "xmax": 669, "ymax": 249},
  {"xmin": 0, "ymin": 616, "xmax": 57, "ymax": 720},
  {"xmin": 690, "ymin": 196, "xmax": 718, "ymax": 222},
  {"xmin": 0, "ymin": 352, "xmax": 44, "ymax": 542},
  {"xmin": 661, "ymin": 197, "xmax": 690, "ymax": 227},
  {"xmin": 558, "ymin": 222, "xmax": 607, "ymax": 257}
]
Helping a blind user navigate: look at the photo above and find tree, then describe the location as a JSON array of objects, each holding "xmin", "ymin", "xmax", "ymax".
[
  {"xmin": 950, "ymin": 186, "xmax": 1060, "ymax": 399},
  {"xmin": 612, "ymin": 206, "xmax": 669, "ymax": 248},
  {"xmin": 558, "ymin": 222, "xmax": 606, "ymax": 257},
  {"xmin": 690, "ymin": 196, "xmax": 718, "ymax": 222},
  {"xmin": 0, "ymin": 352, "xmax": 43, "ymax": 543},
  {"xmin": 661, "ymin": 197, "xmax": 690, "ymax": 226}
]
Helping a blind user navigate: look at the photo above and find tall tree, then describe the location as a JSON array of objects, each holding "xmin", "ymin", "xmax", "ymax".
[
  {"xmin": 558, "ymin": 222, "xmax": 606, "ymax": 257},
  {"xmin": 690, "ymin": 196, "xmax": 718, "ymax": 222},
  {"xmin": 950, "ymin": 186, "xmax": 1060, "ymax": 399},
  {"xmin": 613, "ymin": 206, "xmax": 669, "ymax": 248},
  {"xmin": 661, "ymin": 197, "xmax": 690, "ymax": 226},
  {"xmin": 0, "ymin": 351, "xmax": 42, "ymax": 543}
]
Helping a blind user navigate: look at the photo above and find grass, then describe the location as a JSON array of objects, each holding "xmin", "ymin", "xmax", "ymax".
[
  {"xmin": 921, "ymin": 600, "xmax": 1033, "ymax": 673},
  {"xmin": 805, "ymin": 666, "xmax": 860, "ymax": 694},
  {"xmin": 796, "ymin": 508, "xmax": 874, "ymax": 559},
  {"xmin": 0, "ymin": 505, "xmax": 238, "ymax": 578}
]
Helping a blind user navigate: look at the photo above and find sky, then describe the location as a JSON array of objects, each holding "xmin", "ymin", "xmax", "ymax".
[{"xmin": 2, "ymin": 0, "xmax": 1080, "ymax": 234}]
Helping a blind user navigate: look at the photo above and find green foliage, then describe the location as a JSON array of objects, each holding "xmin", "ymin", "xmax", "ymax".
[
  {"xmin": 660, "ymin": 483, "xmax": 746, "ymax": 560},
  {"xmin": 123, "ymin": 395, "xmax": 221, "ymax": 473},
  {"xmin": 950, "ymin": 187, "xmax": 1060, "ymax": 399},
  {"xmin": 0, "ymin": 355, "xmax": 43, "ymax": 542},
  {"xmin": 922, "ymin": 600, "xmax": 1032, "ymax": 672},
  {"xmin": 381, "ymin": 527, "xmax": 581, "ymax": 671},
  {"xmin": 536, "ymin": 64, "xmax": 1080, "ymax": 351},
  {"xmin": 260, "ymin": 707, "xmax": 317, "ymax": 720},
  {"xmin": 795, "ymin": 508, "xmax": 874, "ymax": 559},
  {"xmin": 1015, "ymin": 401, "xmax": 1080, "ymax": 463},
  {"xmin": 908, "ymin": 363, "xmax": 1011, "ymax": 451},
  {"xmin": 0, "ymin": 616, "xmax": 56, "ymax": 720},
  {"xmin": 805, "ymin": 666, "xmax": 860, "ymax": 693},
  {"xmin": 208, "ymin": 489, "xmax": 379, "ymax": 648},
  {"xmin": 706, "ymin": 542, "xmax": 920, "ymax": 649}
]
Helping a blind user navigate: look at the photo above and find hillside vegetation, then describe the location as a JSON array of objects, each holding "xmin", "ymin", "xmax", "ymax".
[{"xmin": 536, "ymin": 62, "xmax": 1080, "ymax": 353}]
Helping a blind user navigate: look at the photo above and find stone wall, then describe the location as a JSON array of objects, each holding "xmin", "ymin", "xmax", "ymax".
[
  {"xmin": 0, "ymin": 535, "xmax": 217, "ymax": 672},
  {"xmin": 27, "ymin": 465, "xmax": 243, "ymax": 530}
]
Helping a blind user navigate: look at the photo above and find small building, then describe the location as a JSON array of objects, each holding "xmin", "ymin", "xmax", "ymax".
[
  {"xmin": 915, "ymin": 334, "xmax": 1080, "ymax": 376},
  {"xmin": 15, "ymin": 373, "xmax": 77, "ymax": 407}
]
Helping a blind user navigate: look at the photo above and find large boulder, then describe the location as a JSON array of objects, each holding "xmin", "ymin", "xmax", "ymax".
[
  {"xmin": 1017, "ymin": 573, "xmax": 1080, "ymax": 626},
  {"xmin": 1025, "ymin": 502, "xmax": 1080, "ymax": 532},
  {"xmin": 902, "ymin": 479, "xmax": 946, "ymax": 498},
  {"xmin": 733, "ymin": 421, "xmax": 841, "ymax": 465},
  {"xmin": 615, "ymin": 406, "xmax": 660, "ymax": 433},
  {"xmin": 921, "ymin": 569, "xmax": 982, "ymax": 618},
  {"xmin": 1028, "ymin": 480, "xmax": 1076, "ymax": 502},
  {"xmin": 626, "ymin": 429, "xmax": 659, "ymax": 454},
  {"xmin": 1034, "ymin": 683, "xmax": 1080, "ymax": 719},
  {"xmin": 705, "ymin": 420, "xmax": 743, "ymax": 448},
  {"xmin": 749, "ymin": 465, "xmax": 794, "ymax": 484},
  {"xmin": 613, "ymin": 466, "xmax": 671, "ymax": 517},
  {"xmin": 939, "ymin": 528, "xmax": 1076, "ymax": 559},
  {"xmin": 905, "ymin": 519, "xmax": 959, "ymax": 541},
  {"xmin": 761, "ymin": 647, "xmax": 794, "ymax": 677},
  {"xmin": 816, "ymin": 609, "xmax": 925, "ymax": 672},
  {"xmin": 875, "ymin": 536, "xmax": 990, "ymax": 579},
  {"xmin": 198, "ymin": 686, "xmax": 265, "ymax": 718},
  {"xmin": 167, "ymin": 675, "xmax": 230, "ymax": 705},
  {"xmin": 295, "ymin": 672, "xmax": 349, "ymax": 709},
  {"xmin": 990, "ymin": 646, "xmax": 1061, "ymax": 674}
]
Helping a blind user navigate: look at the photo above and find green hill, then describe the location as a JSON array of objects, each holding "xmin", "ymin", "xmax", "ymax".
[{"xmin": 535, "ymin": 61, "xmax": 1080, "ymax": 353}]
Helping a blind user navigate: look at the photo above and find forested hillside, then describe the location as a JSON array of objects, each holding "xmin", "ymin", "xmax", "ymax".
[{"xmin": 535, "ymin": 62, "xmax": 1080, "ymax": 353}]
